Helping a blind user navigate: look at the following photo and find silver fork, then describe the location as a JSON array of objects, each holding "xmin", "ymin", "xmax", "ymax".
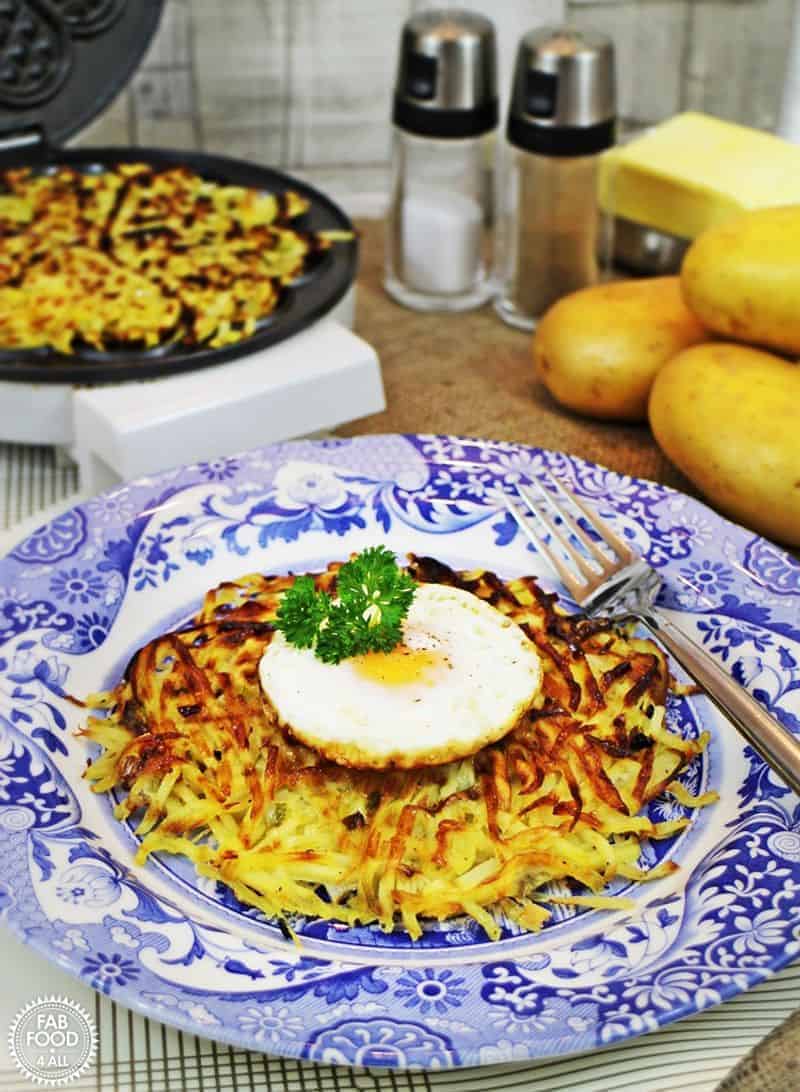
[{"xmin": 505, "ymin": 475, "xmax": 800, "ymax": 796}]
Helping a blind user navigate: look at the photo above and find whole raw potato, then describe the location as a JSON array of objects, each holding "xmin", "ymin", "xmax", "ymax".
[
  {"xmin": 533, "ymin": 278, "xmax": 707, "ymax": 421},
  {"xmin": 681, "ymin": 205, "xmax": 800, "ymax": 355},
  {"xmin": 649, "ymin": 342, "xmax": 800, "ymax": 545}
]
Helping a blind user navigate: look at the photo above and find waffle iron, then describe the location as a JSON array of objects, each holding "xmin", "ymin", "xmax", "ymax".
[
  {"xmin": 0, "ymin": 0, "xmax": 358, "ymax": 384},
  {"xmin": 0, "ymin": 1, "xmax": 383, "ymax": 483}
]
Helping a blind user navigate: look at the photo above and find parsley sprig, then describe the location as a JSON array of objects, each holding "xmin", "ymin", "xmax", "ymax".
[{"xmin": 275, "ymin": 546, "xmax": 416, "ymax": 664}]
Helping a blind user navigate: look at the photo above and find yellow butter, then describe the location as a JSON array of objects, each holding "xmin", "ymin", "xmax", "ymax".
[{"xmin": 599, "ymin": 111, "xmax": 800, "ymax": 239}]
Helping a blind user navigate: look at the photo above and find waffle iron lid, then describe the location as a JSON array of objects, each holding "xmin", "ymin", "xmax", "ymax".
[{"xmin": 0, "ymin": 0, "xmax": 164, "ymax": 152}]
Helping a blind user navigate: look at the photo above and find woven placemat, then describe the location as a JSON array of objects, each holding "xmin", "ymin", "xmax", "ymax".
[
  {"xmin": 345, "ymin": 220, "xmax": 693, "ymax": 492},
  {"xmin": 718, "ymin": 1011, "xmax": 800, "ymax": 1092}
]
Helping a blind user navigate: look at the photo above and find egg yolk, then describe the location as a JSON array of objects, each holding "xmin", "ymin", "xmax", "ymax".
[{"xmin": 352, "ymin": 646, "xmax": 445, "ymax": 686}]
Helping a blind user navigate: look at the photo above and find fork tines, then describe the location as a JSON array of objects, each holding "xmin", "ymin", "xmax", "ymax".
[{"xmin": 504, "ymin": 473, "xmax": 636, "ymax": 600}]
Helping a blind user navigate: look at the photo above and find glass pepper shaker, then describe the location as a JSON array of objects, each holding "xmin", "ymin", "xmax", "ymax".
[
  {"xmin": 384, "ymin": 9, "xmax": 498, "ymax": 312},
  {"xmin": 493, "ymin": 27, "xmax": 616, "ymax": 330}
]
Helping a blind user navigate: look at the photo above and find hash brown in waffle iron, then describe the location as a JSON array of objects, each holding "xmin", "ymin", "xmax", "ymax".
[{"xmin": 0, "ymin": 163, "xmax": 331, "ymax": 355}]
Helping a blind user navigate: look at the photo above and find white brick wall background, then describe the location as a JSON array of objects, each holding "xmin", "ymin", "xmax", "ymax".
[{"xmin": 75, "ymin": 0, "xmax": 796, "ymax": 196}]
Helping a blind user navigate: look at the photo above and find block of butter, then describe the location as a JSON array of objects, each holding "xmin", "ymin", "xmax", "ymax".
[{"xmin": 599, "ymin": 111, "xmax": 800, "ymax": 240}]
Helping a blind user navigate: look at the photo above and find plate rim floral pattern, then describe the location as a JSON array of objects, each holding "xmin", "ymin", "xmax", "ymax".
[{"xmin": 0, "ymin": 432, "xmax": 798, "ymax": 1071}]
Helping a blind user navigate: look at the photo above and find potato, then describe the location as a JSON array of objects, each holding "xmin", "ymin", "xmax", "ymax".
[
  {"xmin": 649, "ymin": 342, "xmax": 800, "ymax": 545},
  {"xmin": 533, "ymin": 278, "xmax": 707, "ymax": 422},
  {"xmin": 681, "ymin": 205, "xmax": 800, "ymax": 355}
]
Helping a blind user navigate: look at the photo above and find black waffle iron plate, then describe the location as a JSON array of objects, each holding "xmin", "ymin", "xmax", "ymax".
[{"xmin": 0, "ymin": 0, "xmax": 357, "ymax": 384}]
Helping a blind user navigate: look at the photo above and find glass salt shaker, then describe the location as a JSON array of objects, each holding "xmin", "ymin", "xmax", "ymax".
[
  {"xmin": 494, "ymin": 28, "xmax": 616, "ymax": 330},
  {"xmin": 384, "ymin": 9, "xmax": 497, "ymax": 312}
]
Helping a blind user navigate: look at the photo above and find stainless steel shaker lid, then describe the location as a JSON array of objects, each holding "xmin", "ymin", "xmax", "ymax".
[
  {"xmin": 507, "ymin": 26, "xmax": 616, "ymax": 156},
  {"xmin": 392, "ymin": 9, "xmax": 498, "ymax": 138}
]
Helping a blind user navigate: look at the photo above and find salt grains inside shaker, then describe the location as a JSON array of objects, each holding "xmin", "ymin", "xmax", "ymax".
[{"xmin": 384, "ymin": 10, "xmax": 497, "ymax": 312}]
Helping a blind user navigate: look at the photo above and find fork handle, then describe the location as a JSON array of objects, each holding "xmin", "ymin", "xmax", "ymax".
[{"xmin": 636, "ymin": 609, "xmax": 800, "ymax": 797}]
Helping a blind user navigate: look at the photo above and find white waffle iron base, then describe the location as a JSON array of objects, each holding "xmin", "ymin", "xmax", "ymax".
[{"xmin": 0, "ymin": 287, "xmax": 385, "ymax": 493}]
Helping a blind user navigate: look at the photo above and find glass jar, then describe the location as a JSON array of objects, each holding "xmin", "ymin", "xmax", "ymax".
[
  {"xmin": 493, "ymin": 26, "xmax": 616, "ymax": 330},
  {"xmin": 385, "ymin": 129, "xmax": 493, "ymax": 311},
  {"xmin": 494, "ymin": 145, "xmax": 613, "ymax": 330},
  {"xmin": 385, "ymin": 9, "xmax": 498, "ymax": 312}
]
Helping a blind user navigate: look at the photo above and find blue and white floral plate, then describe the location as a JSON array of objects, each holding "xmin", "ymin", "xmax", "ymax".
[{"xmin": 1, "ymin": 434, "xmax": 798, "ymax": 1070}]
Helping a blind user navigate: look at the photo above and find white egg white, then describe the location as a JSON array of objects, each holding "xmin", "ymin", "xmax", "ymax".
[{"xmin": 259, "ymin": 582, "xmax": 542, "ymax": 769}]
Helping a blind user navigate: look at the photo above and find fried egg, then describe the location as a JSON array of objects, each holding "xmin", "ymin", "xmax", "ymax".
[{"xmin": 258, "ymin": 582, "xmax": 542, "ymax": 768}]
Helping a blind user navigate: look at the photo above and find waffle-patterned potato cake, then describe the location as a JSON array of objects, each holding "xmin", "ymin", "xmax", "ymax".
[
  {"xmin": 0, "ymin": 163, "xmax": 331, "ymax": 355},
  {"xmin": 83, "ymin": 556, "xmax": 715, "ymax": 941}
]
